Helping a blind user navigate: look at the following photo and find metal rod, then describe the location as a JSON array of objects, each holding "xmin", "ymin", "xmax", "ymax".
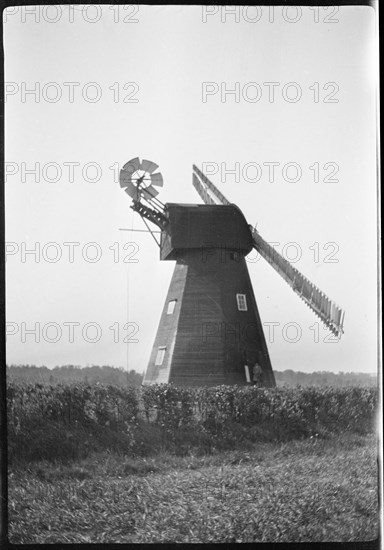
[
  {"xmin": 144, "ymin": 193, "xmax": 165, "ymax": 209},
  {"xmin": 141, "ymin": 216, "xmax": 161, "ymax": 247},
  {"xmin": 119, "ymin": 228, "xmax": 161, "ymax": 233}
]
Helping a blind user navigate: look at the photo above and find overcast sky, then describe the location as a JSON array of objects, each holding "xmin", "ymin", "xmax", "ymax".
[{"xmin": 4, "ymin": 4, "xmax": 378, "ymax": 374}]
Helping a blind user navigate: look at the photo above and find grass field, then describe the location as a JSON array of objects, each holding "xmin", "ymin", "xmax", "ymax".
[{"xmin": 8, "ymin": 432, "xmax": 379, "ymax": 543}]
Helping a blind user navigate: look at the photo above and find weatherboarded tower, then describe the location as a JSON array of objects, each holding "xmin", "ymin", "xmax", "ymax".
[
  {"xmin": 143, "ymin": 203, "xmax": 275, "ymax": 386},
  {"xmin": 118, "ymin": 158, "xmax": 344, "ymax": 388}
]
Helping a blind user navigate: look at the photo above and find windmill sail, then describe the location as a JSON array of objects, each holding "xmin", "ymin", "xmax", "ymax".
[
  {"xmin": 192, "ymin": 164, "xmax": 345, "ymax": 338},
  {"xmin": 192, "ymin": 174, "xmax": 217, "ymax": 205},
  {"xmin": 251, "ymin": 228, "xmax": 344, "ymax": 337},
  {"xmin": 193, "ymin": 165, "xmax": 231, "ymax": 205}
]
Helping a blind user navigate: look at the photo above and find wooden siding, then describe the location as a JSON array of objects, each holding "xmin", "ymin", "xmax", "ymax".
[
  {"xmin": 144, "ymin": 248, "xmax": 275, "ymax": 387},
  {"xmin": 142, "ymin": 264, "xmax": 188, "ymax": 385}
]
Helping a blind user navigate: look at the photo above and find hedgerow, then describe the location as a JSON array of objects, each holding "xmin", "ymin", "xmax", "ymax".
[{"xmin": 7, "ymin": 382, "xmax": 377, "ymax": 462}]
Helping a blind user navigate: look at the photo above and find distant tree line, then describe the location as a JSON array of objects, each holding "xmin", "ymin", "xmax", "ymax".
[
  {"xmin": 274, "ymin": 369, "xmax": 377, "ymax": 387},
  {"xmin": 6, "ymin": 365, "xmax": 377, "ymax": 388},
  {"xmin": 6, "ymin": 365, "xmax": 143, "ymax": 387}
]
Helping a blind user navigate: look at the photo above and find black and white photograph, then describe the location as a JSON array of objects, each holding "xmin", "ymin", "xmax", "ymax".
[{"xmin": 2, "ymin": 2, "xmax": 380, "ymax": 544}]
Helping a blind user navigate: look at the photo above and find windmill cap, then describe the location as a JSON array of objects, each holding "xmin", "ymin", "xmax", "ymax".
[{"xmin": 160, "ymin": 203, "xmax": 253, "ymax": 260}]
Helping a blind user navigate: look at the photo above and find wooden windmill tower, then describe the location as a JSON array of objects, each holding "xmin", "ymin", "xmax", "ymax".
[{"xmin": 119, "ymin": 158, "xmax": 345, "ymax": 387}]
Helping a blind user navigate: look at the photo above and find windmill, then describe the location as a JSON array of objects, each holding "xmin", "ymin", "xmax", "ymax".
[{"xmin": 119, "ymin": 157, "xmax": 345, "ymax": 387}]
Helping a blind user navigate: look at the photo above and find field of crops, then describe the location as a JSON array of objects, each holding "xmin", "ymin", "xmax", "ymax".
[{"xmin": 7, "ymin": 382, "xmax": 379, "ymax": 543}]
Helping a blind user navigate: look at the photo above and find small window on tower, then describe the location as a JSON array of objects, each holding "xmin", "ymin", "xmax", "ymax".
[
  {"xmin": 236, "ymin": 293, "xmax": 248, "ymax": 311},
  {"xmin": 155, "ymin": 346, "xmax": 166, "ymax": 366},
  {"xmin": 167, "ymin": 300, "xmax": 177, "ymax": 315}
]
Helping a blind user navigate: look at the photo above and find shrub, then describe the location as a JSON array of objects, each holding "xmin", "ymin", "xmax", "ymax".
[{"xmin": 7, "ymin": 382, "xmax": 378, "ymax": 463}]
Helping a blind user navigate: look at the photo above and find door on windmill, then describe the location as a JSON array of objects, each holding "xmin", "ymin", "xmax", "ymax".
[{"xmin": 244, "ymin": 364, "xmax": 251, "ymax": 383}]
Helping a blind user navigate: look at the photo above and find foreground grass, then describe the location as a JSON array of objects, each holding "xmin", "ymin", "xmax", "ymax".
[{"xmin": 8, "ymin": 433, "xmax": 379, "ymax": 543}]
